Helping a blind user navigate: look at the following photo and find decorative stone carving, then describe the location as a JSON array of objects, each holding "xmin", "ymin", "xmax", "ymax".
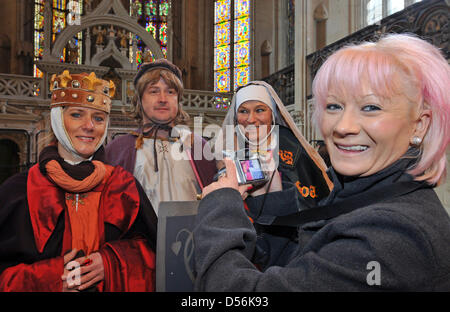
[
  {"xmin": 50, "ymin": 0, "xmax": 163, "ymax": 61},
  {"xmin": 314, "ymin": 3, "xmax": 329, "ymax": 22},
  {"xmin": 93, "ymin": 26, "xmax": 107, "ymax": 46},
  {"xmin": 260, "ymin": 40, "xmax": 273, "ymax": 56},
  {"xmin": 117, "ymin": 29, "xmax": 128, "ymax": 49},
  {"xmin": 0, "ymin": 75, "xmax": 44, "ymax": 99},
  {"xmin": 91, "ymin": 39, "xmax": 133, "ymax": 69}
]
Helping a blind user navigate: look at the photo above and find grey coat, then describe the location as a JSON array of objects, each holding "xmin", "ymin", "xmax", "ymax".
[{"xmin": 193, "ymin": 159, "xmax": 450, "ymax": 291}]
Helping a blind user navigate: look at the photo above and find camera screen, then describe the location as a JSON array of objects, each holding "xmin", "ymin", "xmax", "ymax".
[{"xmin": 239, "ymin": 159, "xmax": 265, "ymax": 181}]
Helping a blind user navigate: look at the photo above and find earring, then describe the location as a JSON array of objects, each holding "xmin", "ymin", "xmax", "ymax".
[{"xmin": 411, "ymin": 136, "xmax": 422, "ymax": 146}]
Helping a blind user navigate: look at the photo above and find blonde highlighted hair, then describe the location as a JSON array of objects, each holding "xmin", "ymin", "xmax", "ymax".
[{"xmin": 312, "ymin": 33, "xmax": 450, "ymax": 185}]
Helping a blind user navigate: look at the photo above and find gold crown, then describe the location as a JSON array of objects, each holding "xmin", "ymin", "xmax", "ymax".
[{"xmin": 50, "ymin": 70, "xmax": 116, "ymax": 114}]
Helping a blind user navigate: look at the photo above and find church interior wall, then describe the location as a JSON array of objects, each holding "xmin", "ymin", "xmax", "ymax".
[
  {"xmin": 0, "ymin": 1, "xmax": 18, "ymax": 75},
  {"xmin": 252, "ymin": 0, "xmax": 276, "ymax": 80},
  {"xmin": 326, "ymin": 0, "xmax": 352, "ymax": 46},
  {"xmin": 173, "ymin": 0, "xmax": 214, "ymax": 91}
]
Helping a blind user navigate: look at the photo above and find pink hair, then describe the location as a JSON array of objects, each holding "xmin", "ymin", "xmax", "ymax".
[{"xmin": 312, "ymin": 33, "xmax": 450, "ymax": 185}]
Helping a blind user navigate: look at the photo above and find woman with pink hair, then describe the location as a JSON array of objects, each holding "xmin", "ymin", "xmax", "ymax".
[
  {"xmin": 312, "ymin": 33, "xmax": 449, "ymax": 186},
  {"xmin": 193, "ymin": 34, "xmax": 450, "ymax": 291}
]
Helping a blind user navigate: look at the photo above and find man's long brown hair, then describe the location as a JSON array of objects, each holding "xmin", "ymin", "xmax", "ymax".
[{"xmin": 130, "ymin": 68, "xmax": 190, "ymax": 126}]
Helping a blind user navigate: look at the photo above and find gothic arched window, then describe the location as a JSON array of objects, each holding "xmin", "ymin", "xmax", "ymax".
[
  {"xmin": 214, "ymin": 0, "xmax": 251, "ymax": 92},
  {"xmin": 33, "ymin": 0, "xmax": 83, "ymax": 77},
  {"xmin": 130, "ymin": 0, "xmax": 170, "ymax": 67}
]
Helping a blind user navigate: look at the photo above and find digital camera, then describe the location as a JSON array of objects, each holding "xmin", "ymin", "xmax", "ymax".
[{"xmin": 214, "ymin": 150, "xmax": 269, "ymax": 186}]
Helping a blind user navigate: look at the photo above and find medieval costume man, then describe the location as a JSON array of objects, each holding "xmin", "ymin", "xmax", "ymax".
[{"xmin": 106, "ymin": 59, "xmax": 216, "ymax": 215}]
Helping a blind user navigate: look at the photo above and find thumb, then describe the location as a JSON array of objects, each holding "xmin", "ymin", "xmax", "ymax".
[{"xmin": 224, "ymin": 158, "xmax": 238, "ymax": 182}]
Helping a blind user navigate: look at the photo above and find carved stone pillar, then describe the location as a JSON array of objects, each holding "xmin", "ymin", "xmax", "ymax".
[
  {"xmin": 294, "ymin": 0, "xmax": 307, "ymax": 134},
  {"xmin": 85, "ymin": 28, "xmax": 91, "ymax": 65},
  {"xmin": 42, "ymin": 0, "xmax": 52, "ymax": 61},
  {"xmin": 132, "ymin": 36, "xmax": 138, "ymax": 70}
]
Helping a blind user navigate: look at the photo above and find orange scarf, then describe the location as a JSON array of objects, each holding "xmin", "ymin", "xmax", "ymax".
[
  {"xmin": 45, "ymin": 159, "xmax": 110, "ymax": 255},
  {"xmin": 45, "ymin": 160, "xmax": 106, "ymax": 193}
]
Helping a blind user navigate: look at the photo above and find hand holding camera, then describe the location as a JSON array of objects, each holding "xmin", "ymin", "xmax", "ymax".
[
  {"xmin": 203, "ymin": 158, "xmax": 250, "ymax": 199},
  {"xmin": 204, "ymin": 150, "xmax": 282, "ymax": 199},
  {"xmin": 213, "ymin": 150, "xmax": 273, "ymax": 185}
]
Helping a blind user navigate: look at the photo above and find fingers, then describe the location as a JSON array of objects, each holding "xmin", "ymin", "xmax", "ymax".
[
  {"xmin": 61, "ymin": 257, "xmax": 85, "ymax": 287},
  {"xmin": 62, "ymin": 269, "xmax": 99, "ymax": 291},
  {"xmin": 77, "ymin": 271, "xmax": 103, "ymax": 291},
  {"xmin": 78, "ymin": 253, "xmax": 104, "ymax": 291},
  {"xmin": 201, "ymin": 159, "xmax": 241, "ymax": 198},
  {"xmin": 62, "ymin": 280, "xmax": 80, "ymax": 292},
  {"xmin": 63, "ymin": 249, "xmax": 78, "ymax": 265},
  {"xmin": 61, "ymin": 256, "xmax": 90, "ymax": 280},
  {"xmin": 223, "ymin": 158, "xmax": 237, "ymax": 181},
  {"xmin": 61, "ymin": 253, "xmax": 104, "ymax": 291},
  {"xmin": 238, "ymin": 184, "xmax": 252, "ymax": 197}
]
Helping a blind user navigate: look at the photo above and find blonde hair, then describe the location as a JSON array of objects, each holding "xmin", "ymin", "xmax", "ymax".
[{"xmin": 312, "ymin": 33, "xmax": 450, "ymax": 185}]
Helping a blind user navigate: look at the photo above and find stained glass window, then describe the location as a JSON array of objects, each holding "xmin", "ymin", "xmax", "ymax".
[
  {"xmin": 34, "ymin": 0, "xmax": 45, "ymax": 77},
  {"xmin": 214, "ymin": 0, "xmax": 250, "ymax": 93},
  {"xmin": 52, "ymin": 0, "xmax": 66, "ymax": 42},
  {"xmin": 130, "ymin": 0, "xmax": 171, "ymax": 68},
  {"xmin": 33, "ymin": 0, "xmax": 83, "ymax": 77}
]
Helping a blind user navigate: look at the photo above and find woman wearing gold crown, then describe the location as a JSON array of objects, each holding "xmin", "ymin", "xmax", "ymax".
[{"xmin": 0, "ymin": 70, "xmax": 158, "ymax": 292}]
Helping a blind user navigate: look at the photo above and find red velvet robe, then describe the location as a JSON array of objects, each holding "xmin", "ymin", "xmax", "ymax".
[{"xmin": 0, "ymin": 164, "xmax": 157, "ymax": 292}]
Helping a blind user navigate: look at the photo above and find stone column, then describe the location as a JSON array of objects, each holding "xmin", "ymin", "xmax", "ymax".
[
  {"xmin": 294, "ymin": 0, "xmax": 307, "ymax": 136},
  {"xmin": 42, "ymin": 0, "xmax": 52, "ymax": 60},
  {"xmin": 85, "ymin": 28, "xmax": 91, "ymax": 65}
]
